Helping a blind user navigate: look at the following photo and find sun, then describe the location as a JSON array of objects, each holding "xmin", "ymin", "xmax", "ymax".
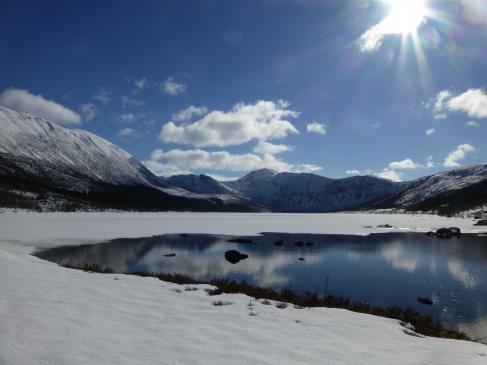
[{"xmin": 383, "ymin": 0, "xmax": 427, "ymax": 35}]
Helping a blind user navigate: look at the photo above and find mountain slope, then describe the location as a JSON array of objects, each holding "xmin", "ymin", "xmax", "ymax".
[
  {"xmin": 221, "ymin": 170, "xmax": 404, "ymax": 212},
  {"xmin": 0, "ymin": 106, "xmax": 255, "ymax": 212}
]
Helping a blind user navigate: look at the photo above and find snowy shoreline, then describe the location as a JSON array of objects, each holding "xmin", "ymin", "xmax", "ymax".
[{"xmin": 1, "ymin": 212, "xmax": 486, "ymax": 364}]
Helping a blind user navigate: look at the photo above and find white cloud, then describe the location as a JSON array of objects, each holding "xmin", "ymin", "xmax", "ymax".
[
  {"xmin": 377, "ymin": 169, "xmax": 402, "ymax": 182},
  {"xmin": 466, "ymin": 120, "xmax": 479, "ymax": 127},
  {"xmin": 306, "ymin": 122, "xmax": 326, "ymax": 135},
  {"xmin": 0, "ymin": 88, "xmax": 81, "ymax": 125},
  {"xmin": 425, "ymin": 128, "xmax": 435, "ymax": 136},
  {"xmin": 144, "ymin": 148, "xmax": 321, "ymax": 176},
  {"xmin": 121, "ymin": 95, "xmax": 145, "ymax": 107},
  {"xmin": 161, "ymin": 77, "xmax": 186, "ymax": 96},
  {"xmin": 117, "ymin": 128, "xmax": 136, "ymax": 137},
  {"xmin": 80, "ymin": 103, "xmax": 96, "ymax": 122},
  {"xmin": 458, "ymin": 0, "xmax": 487, "ymax": 26},
  {"xmin": 345, "ymin": 169, "xmax": 361, "ymax": 175},
  {"xmin": 357, "ymin": 1, "xmax": 427, "ymax": 52},
  {"xmin": 443, "ymin": 144, "xmax": 475, "ymax": 168},
  {"xmin": 172, "ymin": 105, "xmax": 208, "ymax": 122},
  {"xmin": 93, "ymin": 88, "xmax": 111, "ymax": 105},
  {"xmin": 388, "ymin": 158, "xmax": 418, "ymax": 170},
  {"xmin": 159, "ymin": 100, "xmax": 299, "ymax": 147},
  {"xmin": 119, "ymin": 113, "xmax": 136, "ymax": 123},
  {"xmin": 134, "ymin": 77, "xmax": 147, "ymax": 90},
  {"xmin": 253, "ymin": 141, "xmax": 291, "ymax": 155},
  {"xmin": 425, "ymin": 155, "xmax": 435, "ymax": 168},
  {"xmin": 434, "ymin": 89, "xmax": 487, "ymax": 119}
]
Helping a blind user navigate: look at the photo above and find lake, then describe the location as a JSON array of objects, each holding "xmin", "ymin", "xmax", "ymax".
[{"xmin": 35, "ymin": 232, "xmax": 487, "ymax": 341}]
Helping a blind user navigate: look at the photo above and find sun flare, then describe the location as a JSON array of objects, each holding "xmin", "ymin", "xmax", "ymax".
[{"xmin": 383, "ymin": 0, "xmax": 427, "ymax": 34}]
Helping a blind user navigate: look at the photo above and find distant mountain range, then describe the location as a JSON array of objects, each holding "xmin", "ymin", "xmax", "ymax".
[{"xmin": 1, "ymin": 106, "xmax": 486, "ymax": 214}]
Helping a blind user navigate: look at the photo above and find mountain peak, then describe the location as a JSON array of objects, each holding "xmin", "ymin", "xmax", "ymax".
[{"xmin": 241, "ymin": 168, "xmax": 278, "ymax": 180}]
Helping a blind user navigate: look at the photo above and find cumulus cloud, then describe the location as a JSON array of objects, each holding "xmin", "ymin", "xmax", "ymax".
[
  {"xmin": 117, "ymin": 128, "xmax": 136, "ymax": 137},
  {"xmin": 426, "ymin": 128, "xmax": 435, "ymax": 136},
  {"xmin": 443, "ymin": 144, "xmax": 475, "ymax": 168},
  {"xmin": 159, "ymin": 100, "xmax": 299, "ymax": 147},
  {"xmin": 388, "ymin": 158, "xmax": 418, "ymax": 170},
  {"xmin": 172, "ymin": 105, "xmax": 208, "ymax": 122},
  {"xmin": 434, "ymin": 89, "xmax": 487, "ymax": 119},
  {"xmin": 253, "ymin": 141, "xmax": 291, "ymax": 155},
  {"xmin": 144, "ymin": 148, "xmax": 321, "ymax": 176},
  {"xmin": 80, "ymin": 103, "xmax": 96, "ymax": 122},
  {"xmin": 306, "ymin": 122, "xmax": 326, "ymax": 135},
  {"xmin": 0, "ymin": 88, "xmax": 81, "ymax": 125},
  {"xmin": 377, "ymin": 169, "xmax": 402, "ymax": 182},
  {"xmin": 345, "ymin": 170, "xmax": 361, "ymax": 175},
  {"xmin": 119, "ymin": 113, "xmax": 136, "ymax": 123},
  {"xmin": 93, "ymin": 88, "xmax": 111, "ymax": 105},
  {"xmin": 161, "ymin": 77, "xmax": 186, "ymax": 96}
]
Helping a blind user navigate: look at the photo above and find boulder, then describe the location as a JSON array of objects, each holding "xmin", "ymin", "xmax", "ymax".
[
  {"xmin": 435, "ymin": 228, "xmax": 452, "ymax": 239},
  {"xmin": 225, "ymin": 250, "xmax": 248, "ymax": 264}
]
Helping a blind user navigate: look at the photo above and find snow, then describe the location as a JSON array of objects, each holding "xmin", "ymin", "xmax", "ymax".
[
  {"xmin": 1, "ymin": 212, "xmax": 486, "ymax": 364},
  {"xmin": 0, "ymin": 212, "xmax": 484, "ymax": 247}
]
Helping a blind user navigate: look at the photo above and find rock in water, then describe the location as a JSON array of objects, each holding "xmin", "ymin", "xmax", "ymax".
[{"xmin": 225, "ymin": 250, "xmax": 248, "ymax": 264}]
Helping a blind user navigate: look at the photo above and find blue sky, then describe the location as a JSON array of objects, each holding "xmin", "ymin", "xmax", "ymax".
[{"xmin": 1, "ymin": 0, "xmax": 486, "ymax": 181}]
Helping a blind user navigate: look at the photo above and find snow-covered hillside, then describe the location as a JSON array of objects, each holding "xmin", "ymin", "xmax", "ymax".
[
  {"xmin": 0, "ymin": 106, "xmax": 161, "ymax": 189},
  {"xmin": 220, "ymin": 169, "xmax": 404, "ymax": 212},
  {"xmin": 392, "ymin": 164, "xmax": 487, "ymax": 206}
]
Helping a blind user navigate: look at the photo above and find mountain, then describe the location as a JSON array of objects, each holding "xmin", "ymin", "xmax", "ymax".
[
  {"xmin": 369, "ymin": 163, "xmax": 487, "ymax": 214},
  {"xmin": 1, "ymin": 106, "xmax": 485, "ymax": 214},
  {"xmin": 165, "ymin": 174, "xmax": 234, "ymax": 195},
  {"xmin": 222, "ymin": 170, "xmax": 404, "ymax": 212},
  {"xmin": 0, "ymin": 106, "xmax": 255, "ymax": 212}
]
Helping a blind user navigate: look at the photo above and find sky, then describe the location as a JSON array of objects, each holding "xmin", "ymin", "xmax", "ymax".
[{"xmin": 0, "ymin": 0, "xmax": 486, "ymax": 181}]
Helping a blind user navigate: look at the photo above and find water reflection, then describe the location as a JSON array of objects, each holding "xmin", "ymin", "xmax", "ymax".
[{"xmin": 35, "ymin": 232, "xmax": 487, "ymax": 341}]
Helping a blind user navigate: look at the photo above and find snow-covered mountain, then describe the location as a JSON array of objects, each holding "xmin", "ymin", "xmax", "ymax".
[
  {"xmin": 1, "ymin": 105, "xmax": 485, "ymax": 214},
  {"xmin": 221, "ymin": 169, "xmax": 404, "ymax": 212},
  {"xmin": 0, "ymin": 106, "xmax": 254, "ymax": 212},
  {"xmin": 0, "ymin": 106, "xmax": 161, "ymax": 190}
]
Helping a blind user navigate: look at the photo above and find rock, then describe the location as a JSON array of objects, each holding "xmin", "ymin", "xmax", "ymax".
[
  {"xmin": 449, "ymin": 227, "xmax": 461, "ymax": 237},
  {"xmin": 474, "ymin": 219, "xmax": 487, "ymax": 226},
  {"xmin": 274, "ymin": 240, "xmax": 285, "ymax": 246},
  {"xmin": 294, "ymin": 241, "xmax": 305, "ymax": 247},
  {"xmin": 163, "ymin": 253, "xmax": 176, "ymax": 257},
  {"xmin": 417, "ymin": 297, "xmax": 434, "ymax": 305},
  {"xmin": 179, "ymin": 233, "xmax": 190, "ymax": 237},
  {"xmin": 425, "ymin": 231, "xmax": 436, "ymax": 236},
  {"xmin": 298, "ymin": 257, "xmax": 305, "ymax": 261},
  {"xmin": 377, "ymin": 224, "xmax": 393, "ymax": 228},
  {"xmin": 227, "ymin": 238, "xmax": 254, "ymax": 244},
  {"xmin": 225, "ymin": 250, "xmax": 248, "ymax": 264},
  {"xmin": 435, "ymin": 228, "xmax": 452, "ymax": 239}
]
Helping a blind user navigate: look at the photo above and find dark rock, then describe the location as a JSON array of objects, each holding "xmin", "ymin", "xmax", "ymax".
[
  {"xmin": 474, "ymin": 219, "xmax": 487, "ymax": 226},
  {"xmin": 417, "ymin": 297, "xmax": 434, "ymax": 305},
  {"xmin": 377, "ymin": 224, "xmax": 393, "ymax": 228},
  {"xmin": 274, "ymin": 240, "xmax": 285, "ymax": 246},
  {"xmin": 227, "ymin": 238, "xmax": 254, "ymax": 244},
  {"xmin": 425, "ymin": 231, "xmax": 436, "ymax": 236},
  {"xmin": 294, "ymin": 241, "xmax": 305, "ymax": 247},
  {"xmin": 449, "ymin": 227, "xmax": 461, "ymax": 237},
  {"xmin": 163, "ymin": 253, "xmax": 176, "ymax": 257},
  {"xmin": 225, "ymin": 249, "xmax": 248, "ymax": 264},
  {"xmin": 298, "ymin": 257, "xmax": 305, "ymax": 261},
  {"xmin": 436, "ymin": 228, "xmax": 452, "ymax": 239}
]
